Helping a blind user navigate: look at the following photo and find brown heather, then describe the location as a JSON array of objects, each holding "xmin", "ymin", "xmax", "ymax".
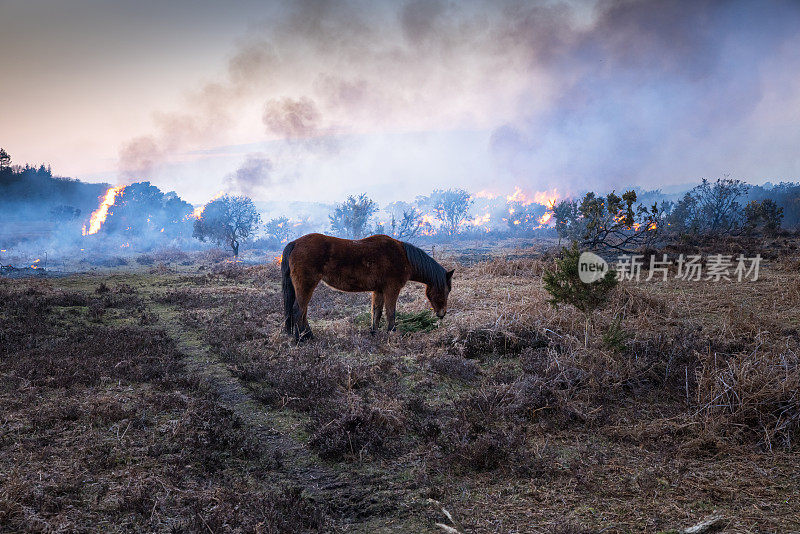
[{"xmin": 1, "ymin": 240, "xmax": 799, "ymax": 532}]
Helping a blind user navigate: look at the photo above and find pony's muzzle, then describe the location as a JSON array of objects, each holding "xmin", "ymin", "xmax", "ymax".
[{"xmin": 436, "ymin": 310, "xmax": 446, "ymax": 319}]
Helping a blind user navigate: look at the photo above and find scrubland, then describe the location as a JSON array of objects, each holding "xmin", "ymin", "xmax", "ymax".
[{"xmin": 1, "ymin": 241, "xmax": 799, "ymax": 532}]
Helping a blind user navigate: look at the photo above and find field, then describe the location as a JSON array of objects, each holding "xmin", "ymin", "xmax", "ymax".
[{"xmin": 2, "ymin": 243, "xmax": 800, "ymax": 533}]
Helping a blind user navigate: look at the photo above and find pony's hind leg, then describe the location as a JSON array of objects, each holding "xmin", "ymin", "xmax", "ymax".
[
  {"xmin": 291, "ymin": 302, "xmax": 312, "ymax": 341},
  {"xmin": 370, "ymin": 292, "xmax": 384, "ymax": 333},
  {"xmin": 293, "ymin": 301, "xmax": 314, "ymax": 341},
  {"xmin": 292, "ymin": 274, "xmax": 319, "ymax": 341}
]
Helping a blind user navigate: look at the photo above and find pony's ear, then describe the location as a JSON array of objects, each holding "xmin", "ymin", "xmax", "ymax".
[{"xmin": 446, "ymin": 269, "xmax": 455, "ymax": 281}]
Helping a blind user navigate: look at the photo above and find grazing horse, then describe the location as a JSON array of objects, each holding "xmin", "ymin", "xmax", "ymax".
[{"xmin": 281, "ymin": 233, "xmax": 454, "ymax": 340}]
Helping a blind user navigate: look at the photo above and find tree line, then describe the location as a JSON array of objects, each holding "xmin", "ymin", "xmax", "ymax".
[
  {"xmin": 3, "ymin": 145, "xmax": 800, "ymax": 257},
  {"xmin": 551, "ymin": 178, "xmax": 788, "ymax": 253}
]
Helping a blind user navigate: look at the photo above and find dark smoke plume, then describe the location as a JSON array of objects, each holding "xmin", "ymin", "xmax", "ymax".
[
  {"xmin": 117, "ymin": 0, "xmax": 800, "ymax": 195},
  {"xmin": 225, "ymin": 153, "xmax": 274, "ymax": 196}
]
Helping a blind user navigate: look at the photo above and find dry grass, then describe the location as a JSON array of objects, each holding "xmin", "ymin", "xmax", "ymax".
[
  {"xmin": 695, "ymin": 350, "xmax": 800, "ymax": 450},
  {"xmin": 2, "ymin": 238, "xmax": 800, "ymax": 532},
  {"xmin": 0, "ymin": 283, "xmax": 328, "ymax": 532}
]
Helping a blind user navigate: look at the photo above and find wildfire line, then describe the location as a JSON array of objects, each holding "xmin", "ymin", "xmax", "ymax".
[{"xmin": 82, "ymin": 186, "xmax": 125, "ymax": 236}]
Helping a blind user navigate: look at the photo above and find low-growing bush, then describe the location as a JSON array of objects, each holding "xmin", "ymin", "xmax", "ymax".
[
  {"xmin": 309, "ymin": 396, "xmax": 406, "ymax": 460},
  {"xmin": 473, "ymin": 255, "xmax": 547, "ymax": 277},
  {"xmin": 152, "ymin": 247, "xmax": 189, "ymax": 264},
  {"xmin": 135, "ymin": 254, "xmax": 155, "ymax": 266},
  {"xmin": 429, "ymin": 354, "xmax": 481, "ymax": 382},
  {"xmin": 439, "ymin": 422, "xmax": 526, "ymax": 472},
  {"xmin": 200, "ymin": 247, "xmax": 230, "ymax": 264},
  {"xmin": 6, "ymin": 325, "xmax": 184, "ymax": 388},
  {"xmin": 694, "ymin": 350, "xmax": 800, "ymax": 450},
  {"xmin": 180, "ymin": 485, "xmax": 329, "ymax": 533},
  {"xmin": 451, "ymin": 327, "xmax": 545, "ymax": 359}
]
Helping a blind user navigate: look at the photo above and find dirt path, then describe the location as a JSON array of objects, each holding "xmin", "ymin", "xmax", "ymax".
[{"xmin": 158, "ymin": 306, "xmax": 433, "ymax": 533}]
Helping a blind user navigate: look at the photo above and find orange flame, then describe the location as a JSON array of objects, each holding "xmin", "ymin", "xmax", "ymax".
[
  {"xmin": 83, "ymin": 186, "xmax": 125, "ymax": 236},
  {"xmin": 533, "ymin": 188, "xmax": 559, "ymax": 207},
  {"xmin": 421, "ymin": 214, "xmax": 438, "ymax": 227},
  {"xmin": 461, "ymin": 212, "xmax": 491, "ymax": 227},
  {"xmin": 614, "ymin": 215, "xmax": 657, "ymax": 232},
  {"xmin": 506, "ymin": 186, "xmax": 529, "ymax": 204},
  {"xmin": 418, "ymin": 214, "xmax": 438, "ymax": 236},
  {"xmin": 189, "ymin": 191, "xmax": 225, "ymax": 219},
  {"xmin": 502, "ymin": 187, "xmax": 560, "ymax": 229},
  {"xmin": 506, "ymin": 186, "xmax": 560, "ymax": 208},
  {"xmin": 538, "ymin": 212, "xmax": 553, "ymax": 226},
  {"xmin": 472, "ymin": 190, "xmax": 499, "ymax": 200}
]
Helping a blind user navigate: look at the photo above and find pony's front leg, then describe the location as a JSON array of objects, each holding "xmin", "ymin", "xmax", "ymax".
[
  {"xmin": 370, "ymin": 292, "xmax": 384, "ymax": 333},
  {"xmin": 383, "ymin": 289, "xmax": 400, "ymax": 332}
]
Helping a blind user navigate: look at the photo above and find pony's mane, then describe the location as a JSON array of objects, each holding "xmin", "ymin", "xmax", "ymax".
[{"xmin": 402, "ymin": 241, "xmax": 447, "ymax": 289}]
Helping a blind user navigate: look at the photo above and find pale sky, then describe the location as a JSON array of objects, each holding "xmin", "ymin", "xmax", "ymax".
[{"xmin": 2, "ymin": 0, "xmax": 799, "ymax": 204}]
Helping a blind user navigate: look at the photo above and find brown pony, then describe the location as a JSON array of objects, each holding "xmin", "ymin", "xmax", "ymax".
[{"xmin": 281, "ymin": 233, "xmax": 454, "ymax": 340}]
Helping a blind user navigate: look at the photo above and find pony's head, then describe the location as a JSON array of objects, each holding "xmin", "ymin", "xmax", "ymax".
[{"xmin": 426, "ymin": 269, "xmax": 454, "ymax": 319}]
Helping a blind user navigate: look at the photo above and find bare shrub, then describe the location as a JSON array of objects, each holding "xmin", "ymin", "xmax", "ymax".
[
  {"xmin": 451, "ymin": 327, "xmax": 546, "ymax": 359},
  {"xmin": 148, "ymin": 262, "xmax": 173, "ymax": 274},
  {"xmin": 182, "ymin": 485, "xmax": 329, "ymax": 533},
  {"xmin": 208, "ymin": 262, "xmax": 248, "ymax": 280},
  {"xmin": 200, "ymin": 247, "xmax": 229, "ymax": 263},
  {"xmin": 154, "ymin": 288, "xmax": 226, "ymax": 309},
  {"xmin": 309, "ymin": 395, "xmax": 406, "ymax": 460},
  {"xmin": 138, "ymin": 311, "xmax": 159, "ymax": 325},
  {"xmin": 113, "ymin": 282, "xmax": 137, "ymax": 294},
  {"xmin": 135, "ymin": 254, "xmax": 155, "ymax": 265},
  {"xmin": 49, "ymin": 291, "xmax": 89, "ymax": 307},
  {"xmin": 151, "ymin": 247, "xmax": 189, "ymax": 264},
  {"xmin": 173, "ymin": 398, "xmax": 264, "ymax": 472},
  {"xmin": 435, "ymin": 383, "xmax": 533, "ymax": 472},
  {"xmin": 405, "ymin": 395, "xmax": 443, "ymax": 442},
  {"xmin": 248, "ymin": 352, "xmax": 376, "ymax": 412},
  {"xmin": 430, "ymin": 355, "xmax": 481, "ymax": 382},
  {"xmin": 551, "ymin": 525, "xmax": 599, "ymax": 534},
  {"xmin": 247, "ymin": 263, "xmax": 282, "ymax": 284},
  {"xmin": 6, "ymin": 325, "xmax": 184, "ymax": 388},
  {"xmin": 88, "ymin": 300, "xmax": 106, "ymax": 322},
  {"xmin": 694, "ymin": 350, "xmax": 800, "ymax": 450},
  {"xmin": 444, "ymin": 426, "xmax": 525, "ymax": 471},
  {"xmin": 472, "ymin": 256, "xmax": 547, "ymax": 277}
]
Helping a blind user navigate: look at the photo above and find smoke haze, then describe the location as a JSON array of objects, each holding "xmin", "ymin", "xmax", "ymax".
[{"xmin": 2, "ymin": 0, "xmax": 800, "ymax": 203}]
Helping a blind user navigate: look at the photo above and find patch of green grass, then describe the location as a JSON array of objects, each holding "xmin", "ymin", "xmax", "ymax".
[
  {"xmin": 601, "ymin": 315, "xmax": 630, "ymax": 353},
  {"xmin": 354, "ymin": 309, "xmax": 440, "ymax": 333}
]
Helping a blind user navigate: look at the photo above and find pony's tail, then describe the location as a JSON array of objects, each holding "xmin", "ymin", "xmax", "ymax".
[{"xmin": 281, "ymin": 241, "xmax": 296, "ymax": 336}]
